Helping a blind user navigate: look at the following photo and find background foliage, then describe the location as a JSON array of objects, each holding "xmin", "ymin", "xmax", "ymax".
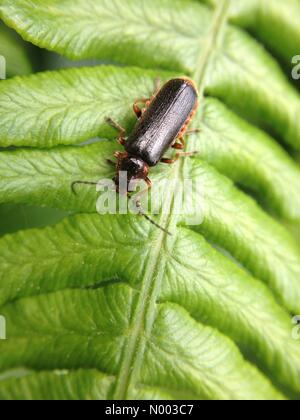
[{"xmin": 0, "ymin": 0, "xmax": 300, "ymax": 400}]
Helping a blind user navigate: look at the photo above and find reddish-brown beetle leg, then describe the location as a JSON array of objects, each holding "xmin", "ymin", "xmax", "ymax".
[
  {"xmin": 114, "ymin": 151, "xmax": 128, "ymax": 160},
  {"xmin": 172, "ymin": 136, "xmax": 185, "ymax": 150},
  {"xmin": 133, "ymin": 98, "xmax": 151, "ymax": 119},
  {"xmin": 105, "ymin": 117, "xmax": 126, "ymax": 145},
  {"xmin": 161, "ymin": 151, "xmax": 198, "ymax": 165},
  {"xmin": 185, "ymin": 128, "xmax": 201, "ymax": 135},
  {"xmin": 145, "ymin": 177, "xmax": 152, "ymax": 188},
  {"xmin": 118, "ymin": 137, "xmax": 126, "ymax": 146},
  {"xmin": 161, "ymin": 157, "xmax": 177, "ymax": 164}
]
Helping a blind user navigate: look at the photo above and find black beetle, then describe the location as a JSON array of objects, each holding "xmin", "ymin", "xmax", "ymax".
[{"xmin": 72, "ymin": 77, "xmax": 199, "ymax": 234}]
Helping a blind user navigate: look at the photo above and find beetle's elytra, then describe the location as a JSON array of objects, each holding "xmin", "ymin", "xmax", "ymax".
[
  {"xmin": 126, "ymin": 77, "xmax": 199, "ymax": 166},
  {"xmin": 72, "ymin": 77, "xmax": 199, "ymax": 234}
]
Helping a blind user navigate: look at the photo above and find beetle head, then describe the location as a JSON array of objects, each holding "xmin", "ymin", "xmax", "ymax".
[{"xmin": 115, "ymin": 155, "xmax": 149, "ymax": 193}]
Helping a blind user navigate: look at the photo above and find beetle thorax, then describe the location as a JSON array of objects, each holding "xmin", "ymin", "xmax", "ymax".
[{"xmin": 115, "ymin": 155, "xmax": 149, "ymax": 192}]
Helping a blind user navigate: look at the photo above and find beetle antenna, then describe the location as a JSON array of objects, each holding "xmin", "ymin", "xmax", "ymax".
[{"xmin": 135, "ymin": 201, "xmax": 172, "ymax": 236}]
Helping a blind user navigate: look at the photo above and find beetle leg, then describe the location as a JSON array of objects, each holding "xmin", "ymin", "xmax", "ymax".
[
  {"xmin": 114, "ymin": 151, "xmax": 128, "ymax": 160},
  {"xmin": 71, "ymin": 180, "xmax": 98, "ymax": 195},
  {"xmin": 133, "ymin": 98, "xmax": 151, "ymax": 119},
  {"xmin": 185, "ymin": 128, "xmax": 201, "ymax": 135},
  {"xmin": 172, "ymin": 136, "xmax": 185, "ymax": 150},
  {"xmin": 161, "ymin": 151, "xmax": 198, "ymax": 164},
  {"xmin": 172, "ymin": 128, "xmax": 200, "ymax": 150},
  {"xmin": 105, "ymin": 117, "xmax": 126, "ymax": 134},
  {"xmin": 114, "ymin": 151, "xmax": 129, "ymax": 171},
  {"xmin": 160, "ymin": 157, "xmax": 177, "ymax": 164},
  {"xmin": 105, "ymin": 117, "xmax": 126, "ymax": 145},
  {"xmin": 145, "ymin": 177, "xmax": 152, "ymax": 189},
  {"xmin": 117, "ymin": 137, "xmax": 126, "ymax": 146}
]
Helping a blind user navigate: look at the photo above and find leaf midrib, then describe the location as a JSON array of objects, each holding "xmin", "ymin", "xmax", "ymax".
[{"xmin": 111, "ymin": 0, "xmax": 230, "ymax": 400}]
